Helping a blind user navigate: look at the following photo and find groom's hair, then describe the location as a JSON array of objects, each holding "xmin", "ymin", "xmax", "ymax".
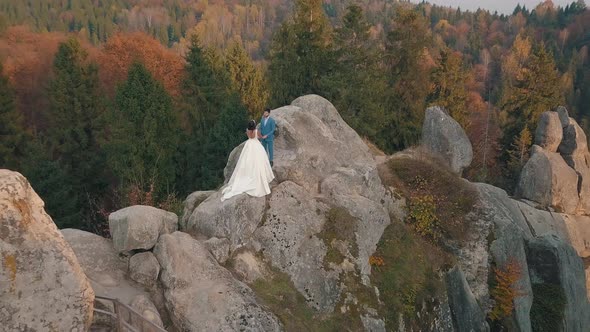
[
  {"xmin": 248, "ymin": 120, "xmax": 256, "ymax": 130},
  {"xmin": 264, "ymin": 108, "xmax": 271, "ymax": 114}
]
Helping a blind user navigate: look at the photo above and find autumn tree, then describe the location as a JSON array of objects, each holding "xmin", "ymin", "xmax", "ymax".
[
  {"xmin": 0, "ymin": 62, "xmax": 27, "ymax": 169},
  {"xmin": 107, "ymin": 62, "xmax": 180, "ymax": 200},
  {"xmin": 381, "ymin": 7, "xmax": 433, "ymax": 152},
  {"xmin": 500, "ymin": 43, "xmax": 563, "ymax": 157},
  {"xmin": 224, "ymin": 40, "xmax": 269, "ymax": 118},
  {"xmin": 429, "ymin": 48, "xmax": 470, "ymax": 128},
  {"xmin": 45, "ymin": 37, "xmax": 107, "ymax": 227}
]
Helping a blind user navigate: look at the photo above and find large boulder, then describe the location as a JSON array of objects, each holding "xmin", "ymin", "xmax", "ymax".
[
  {"xmin": 445, "ymin": 266, "xmax": 489, "ymax": 332},
  {"xmin": 130, "ymin": 294, "xmax": 164, "ymax": 329},
  {"xmin": 526, "ymin": 235, "xmax": 590, "ymax": 331},
  {"xmin": 0, "ymin": 170, "xmax": 94, "ymax": 331},
  {"xmin": 272, "ymin": 95, "xmax": 377, "ymax": 192},
  {"xmin": 109, "ymin": 205, "xmax": 178, "ymax": 252},
  {"xmin": 180, "ymin": 190, "xmax": 215, "ymax": 230},
  {"xmin": 535, "ymin": 111, "xmax": 564, "ymax": 152},
  {"xmin": 557, "ymin": 106, "xmax": 570, "ymax": 128},
  {"xmin": 154, "ymin": 232, "xmax": 282, "ymax": 331},
  {"xmin": 559, "ymin": 117, "xmax": 588, "ymax": 157},
  {"xmin": 61, "ymin": 229, "xmax": 156, "ymax": 310},
  {"xmin": 422, "ymin": 106, "xmax": 473, "ymax": 174},
  {"xmin": 129, "ymin": 252, "xmax": 160, "ymax": 287},
  {"xmin": 252, "ymin": 181, "xmax": 341, "ymax": 313},
  {"xmin": 516, "ymin": 145, "xmax": 579, "ymax": 214},
  {"xmin": 186, "ymin": 191, "xmax": 266, "ymax": 251}
]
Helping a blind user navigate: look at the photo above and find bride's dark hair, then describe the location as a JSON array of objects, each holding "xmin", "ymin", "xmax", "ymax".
[{"xmin": 247, "ymin": 120, "xmax": 256, "ymax": 131}]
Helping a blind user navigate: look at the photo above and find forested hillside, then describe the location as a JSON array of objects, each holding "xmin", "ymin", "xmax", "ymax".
[{"xmin": 1, "ymin": 0, "xmax": 589, "ymax": 234}]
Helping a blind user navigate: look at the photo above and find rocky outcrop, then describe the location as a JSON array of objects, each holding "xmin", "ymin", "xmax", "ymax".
[
  {"xmin": 187, "ymin": 191, "xmax": 266, "ymax": 251},
  {"xmin": 129, "ymin": 252, "xmax": 160, "ymax": 287},
  {"xmin": 180, "ymin": 190, "xmax": 215, "ymax": 230},
  {"xmin": 446, "ymin": 267, "xmax": 489, "ymax": 332},
  {"xmin": 516, "ymin": 145, "xmax": 579, "ymax": 214},
  {"xmin": 130, "ymin": 294, "xmax": 164, "ymax": 328},
  {"xmin": 535, "ymin": 111, "xmax": 563, "ymax": 152},
  {"xmin": 202, "ymin": 237, "xmax": 231, "ymax": 264},
  {"xmin": 526, "ymin": 235, "xmax": 590, "ymax": 331},
  {"xmin": 0, "ymin": 170, "xmax": 94, "ymax": 331},
  {"xmin": 154, "ymin": 232, "xmax": 282, "ymax": 331},
  {"xmin": 421, "ymin": 106, "xmax": 473, "ymax": 174},
  {"xmin": 109, "ymin": 205, "xmax": 178, "ymax": 252}
]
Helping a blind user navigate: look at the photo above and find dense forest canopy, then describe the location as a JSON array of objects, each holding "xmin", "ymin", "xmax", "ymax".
[{"xmin": 0, "ymin": 0, "xmax": 589, "ymax": 234}]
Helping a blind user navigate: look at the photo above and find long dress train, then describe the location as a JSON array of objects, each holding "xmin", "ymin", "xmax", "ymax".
[{"xmin": 221, "ymin": 130, "xmax": 275, "ymax": 201}]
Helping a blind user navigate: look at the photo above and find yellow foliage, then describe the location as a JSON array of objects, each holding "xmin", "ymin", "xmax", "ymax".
[
  {"xmin": 408, "ymin": 194, "xmax": 441, "ymax": 240},
  {"xmin": 489, "ymin": 259, "xmax": 524, "ymax": 321}
]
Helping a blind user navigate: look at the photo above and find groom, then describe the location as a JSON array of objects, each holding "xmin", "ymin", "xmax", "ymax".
[{"xmin": 259, "ymin": 108, "xmax": 276, "ymax": 166}]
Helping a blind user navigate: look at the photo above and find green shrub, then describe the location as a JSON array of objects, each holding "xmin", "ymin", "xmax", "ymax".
[{"xmin": 530, "ymin": 283, "xmax": 566, "ymax": 332}]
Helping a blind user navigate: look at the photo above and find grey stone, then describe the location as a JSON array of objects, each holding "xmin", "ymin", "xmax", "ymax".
[
  {"xmin": 180, "ymin": 191, "xmax": 215, "ymax": 230},
  {"xmin": 231, "ymin": 251, "xmax": 267, "ymax": 283},
  {"xmin": 525, "ymin": 235, "xmax": 590, "ymax": 331},
  {"xmin": 560, "ymin": 214, "xmax": 590, "ymax": 258},
  {"xmin": 562, "ymin": 152, "xmax": 590, "ymax": 215},
  {"xmin": 186, "ymin": 190, "xmax": 265, "ymax": 251},
  {"xmin": 129, "ymin": 252, "xmax": 160, "ymax": 287},
  {"xmin": 535, "ymin": 111, "xmax": 564, "ymax": 152},
  {"xmin": 252, "ymin": 181, "xmax": 341, "ymax": 313},
  {"xmin": 422, "ymin": 106, "xmax": 473, "ymax": 174},
  {"xmin": 61, "ymin": 229, "xmax": 154, "ymax": 307},
  {"xmin": 475, "ymin": 183, "xmax": 532, "ymax": 238},
  {"xmin": 0, "ymin": 170, "xmax": 94, "ymax": 331},
  {"xmin": 130, "ymin": 294, "xmax": 164, "ymax": 328},
  {"xmin": 154, "ymin": 232, "xmax": 282, "ymax": 331},
  {"xmin": 361, "ymin": 315, "xmax": 386, "ymax": 332},
  {"xmin": 559, "ymin": 117, "xmax": 588, "ymax": 157},
  {"xmin": 489, "ymin": 223, "xmax": 532, "ymax": 332},
  {"xmin": 202, "ymin": 237, "xmax": 231, "ymax": 264},
  {"xmin": 445, "ymin": 266, "xmax": 489, "ymax": 332},
  {"xmin": 557, "ymin": 106, "xmax": 570, "ymax": 128},
  {"xmin": 271, "ymin": 95, "xmax": 376, "ymax": 192},
  {"xmin": 516, "ymin": 145, "xmax": 579, "ymax": 214},
  {"xmin": 109, "ymin": 205, "xmax": 178, "ymax": 252},
  {"xmin": 514, "ymin": 201, "xmax": 569, "ymax": 239}
]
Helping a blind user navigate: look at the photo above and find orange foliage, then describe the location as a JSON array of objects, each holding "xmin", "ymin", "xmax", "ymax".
[
  {"xmin": 489, "ymin": 259, "xmax": 524, "ymax": 321},
  {"xmin": 96, "ymin": 32, "xmax": 184, "ymax": 97},
  {"xmin": 0, "ymin": 26, "xmax": 66, "ymax": 130}
]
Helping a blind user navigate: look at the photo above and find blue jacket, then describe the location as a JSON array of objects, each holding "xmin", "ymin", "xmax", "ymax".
[{"xmin": 259, "ymin": 116, "xmax": 276, "ymax": 141}]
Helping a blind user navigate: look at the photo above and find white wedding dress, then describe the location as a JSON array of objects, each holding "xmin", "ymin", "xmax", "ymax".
[{"xmin": 221, "ymin": 130, "xmax": 275, "ymax": 201}]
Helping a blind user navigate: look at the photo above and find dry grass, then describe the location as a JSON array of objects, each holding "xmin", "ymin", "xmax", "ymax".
[{"xmin": 385, "ymin": 151, "xmax": 478, "ymax": 243}]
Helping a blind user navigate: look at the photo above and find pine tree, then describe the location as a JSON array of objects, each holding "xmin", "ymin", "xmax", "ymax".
[
  {"xmin": 268, "ymin": 0, "xmax": 333, "ymax": 106},
  {"xmin": 46, "ymin": 37, "xmax": 106, "ymax": 226},
  {"xmin": 21, "ymin": 139, "xmax": 81, "ymax": 229},
  {"xmin": 500, "ymin": 43, "xmax": 563, "ymax": 162},
  {"xmin": 429, "ymin": 48, "xmax": 470, "ymax": 128},
  {"xmin": 381, "ymin": 7, "xmax": 432, "ymax": 152},
  {"xmin": 0, "ymin": 62, "xmax": 27, "ymax": 169},
  {"xmin": 200, "ymin": 95, "xmax": 249, "ymax": 189},
  {"xmin": 108, "ymin": 62, "xmax": 180, "ymax": 199},
  {"xmin": 224, "ymin": 41, "xmax": 269, "ymax": 118},
  {"xmin": 323, "ymin": 5, "xmax": 387, "ymax": 142}
]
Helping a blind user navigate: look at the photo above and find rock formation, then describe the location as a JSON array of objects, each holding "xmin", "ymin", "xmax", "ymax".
[
  {"xmin": 0, "ymin": 170, "xmax": 94, "ymax": 331},
  {"xmin": 422, "ymin": 105, "xmax": 473, "ymax": 174}
]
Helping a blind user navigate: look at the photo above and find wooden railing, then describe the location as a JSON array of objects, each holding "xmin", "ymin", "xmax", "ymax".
[{"xmin": 93, "ymin": 295, "xmax": 167, "ymax": 332}]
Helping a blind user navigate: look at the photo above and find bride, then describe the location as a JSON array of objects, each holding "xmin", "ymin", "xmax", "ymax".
[{"xmin": 221, "ymin": 120, "xmax": 275, "ymax": 201}]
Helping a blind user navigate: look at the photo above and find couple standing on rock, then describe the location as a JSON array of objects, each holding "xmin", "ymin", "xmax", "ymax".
[{"xmin": 221, "ymin": 108, "xmax": 276, "ymax": 201}]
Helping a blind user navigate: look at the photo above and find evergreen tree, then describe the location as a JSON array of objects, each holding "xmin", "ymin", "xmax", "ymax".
[
  {"xmin": 46, "ymin": 37, "xmax": 106, "ymax": 226},
  {"xmin": 21, "ymin": 139, "xmax": 81, "ymax": 229},
  {"xmin": 108, "ymin": 62, "xmax": 180, "ymax": 198},
  {"xmin": 381, "ymin": 7, "xmax": 432, "ymax": 152},
  {"xmin": 323, "ymin": 5, "xmax": 387, "ymax": 142},
  {"xmin": 500, "ymin": 43, "xmax": 564, "ymax": 155},
  {"xmin": 0, "ymin": 62, "xmax": 27, "ymax": 169},
  {"xmin": 224, "ymin": 41, "xmax": 269, "ymax": 118},
  {"xmin": 268, "ymin": 0, "xmax": 333, "ymax": 106},
  {"xmin": 429, "ymin": 48, "xmax": 470, "ymax": 128},
  {"xmin": 200, "ymin": 95, "xmax": 249, "ymax": 189}
]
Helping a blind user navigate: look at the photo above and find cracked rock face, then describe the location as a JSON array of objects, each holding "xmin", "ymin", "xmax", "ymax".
[{"xmin": 0, "ymin": 170, "xmax": 95, "ymax": 331}]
